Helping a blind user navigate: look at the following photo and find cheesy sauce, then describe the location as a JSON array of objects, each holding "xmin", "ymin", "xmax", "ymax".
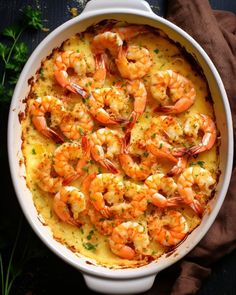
[{"xmin": 21, "ymin": 22, "xmax": 219, "ymax": 268}]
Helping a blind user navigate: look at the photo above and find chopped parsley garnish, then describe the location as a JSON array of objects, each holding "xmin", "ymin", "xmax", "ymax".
[
  {"xmin": 190, "ymin": 161, "xmax": 205, "ymax": 168},
  {"xmin": 79, "ymin": 128, "xmax": 84, "ymax": 135},
  {"xmin": 83, "ymin": 242, "xmax": 97, "ymax": 251},
  {"xmin": 31, "ymin": 148, "xmax": 36, "ymax": 155},
  {"xmin": 154, "ymin": 48, "xmax": 159, "ymax": 54},
  {"xmin": 87, "ymin": 230, "xmax": 94, "ymax": 240}
]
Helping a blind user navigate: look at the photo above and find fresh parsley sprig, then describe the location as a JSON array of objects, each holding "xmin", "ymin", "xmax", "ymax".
[{"xmin": 0, "ymin": 5, "xmax": 43, "ymax": 103}]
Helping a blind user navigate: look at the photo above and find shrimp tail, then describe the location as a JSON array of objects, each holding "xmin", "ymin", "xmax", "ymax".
[
  {"xmin": 81, "ymin": 173, "xmax": 97, "ymax": 196},
  {"xmin": 124, "ymin": 112, "xmax": 138, "ymax": 145},
  {"xmin": 70, "ymin": 83, "xmax": 88, "ymax": 98},
  {"xmin": 99, "ymin": 158, "xmax": 119, "ymax": 174},
  {"xmin": 63, "ymin": 173, "xmax": 79, "ymax": 185},
  {"xmin": 116, "ymin": 245, "xmax": 135, "ymax": 260},
  {"xmin": 172, "ymin": 147, "xmax": 188, "ymax": 157},
  {"xmin": 76, "ymin": 136, "xmax": 91, "ymax": 174},
  {"xmin": 100, "ymin": 207, "xmax": 111, "ymax": 219},
  {"xmin": 147, "ymin": 143, "xmax": 178, "ymax": 163},
  {"xmin": 154, "ymin": 105, "xmax": 176, "ymax": 113},
  {"xmin": 167, "ymin": 157, "xmax": 187, "ymax": 176},
  {"xmin": 44, "ymin": 128, "xmax": 65, "ymax": 144},
  {"xmin": 187, "ymin": 145, "xmax": 204, "ymax": 155},
  {"xmin": 190, "ymin": 199, "xmax": 204, "ymax": 217},
  {"xmin": 81, "ymin": 136, "xmax": 91, "ymax": 156}
]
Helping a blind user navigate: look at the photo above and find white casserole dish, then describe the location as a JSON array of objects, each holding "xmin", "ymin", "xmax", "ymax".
[{"xmin": 8, "ymin": 0, "xmax": 233, "ymax": 293}]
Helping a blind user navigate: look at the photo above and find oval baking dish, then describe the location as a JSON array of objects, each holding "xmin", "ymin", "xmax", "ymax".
[{"xmin": 8, "ymin": 0, "xmax": 233, "ymax": 294}]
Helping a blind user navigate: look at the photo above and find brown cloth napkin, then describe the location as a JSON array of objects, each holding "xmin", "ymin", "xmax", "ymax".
[{"xmin": 148, "ymin": 1, "xmax": 236, "ymax": 294}]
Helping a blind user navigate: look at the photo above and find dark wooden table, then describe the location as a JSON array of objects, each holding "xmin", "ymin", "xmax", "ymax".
[{"xmin": 0, "ymin": 1, "xmax": 236, "ymax": 294}]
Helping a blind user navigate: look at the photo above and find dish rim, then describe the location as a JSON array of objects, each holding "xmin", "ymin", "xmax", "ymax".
[{"xmin": 7, "ymin": 7, "xmax": 233, "ymax": 279}]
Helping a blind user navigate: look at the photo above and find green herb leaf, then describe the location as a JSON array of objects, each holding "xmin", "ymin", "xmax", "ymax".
[
  {"xmin": 87, "ymin": 230, "xmax": 94, "ymax": 240},
  {"xmin": 13, "ymin": 42, "xmax": 28, "ymax": 64},
  {"xmin": 154, "ymin": 48, "xmax": 159, "ymax": 54},
  {"xmin": 31, "ymin": 148, "xmax": 36, "ymax": 155},
  {"xmin": 0, "ymin": 43, "xmax": 9, "ymax": 61},
  {"xmin": 2, "ymin": 25, "xmax": 20, "ymax": 40},
  {"xmin": 83, "ymin": 242, "xmax": 97, "ymax": 251},
  {"xmin": 197, "ymin": 160, "xmax": 205, "ymax": 168},
  {"xmin": 24, "ymin": 5, "xmax": 43, "ymax": 30}
]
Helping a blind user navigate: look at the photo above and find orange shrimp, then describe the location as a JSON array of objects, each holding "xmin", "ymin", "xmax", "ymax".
[
  {"xmin": 88, "ymin": 173, "xmax": 125, "ymax": 218},
  {"xmin": 111, "ymin": 25, "xmax": 149, "ymax": 41},
  {"xmin": 149, "ymin": 210, "xmax": 189, "ymax": 246},
  {"xmin": 145, "ymin": 174, "xmax": 183, "ymax": 208},
  {"xmin": 177, "ymin": 166, "xmax": 216, "ymax": 216},
  {"xmin": 59, "ymin": 103, "xmax": 94, "ymax": 140},
  {"xmin": 116, "ymin": 45, "xmax": 152, "ymax": 80},
  {"xmin": 184, "ymin": 114, "xmax": 217, "ymax": 155},
  {"xmin": 53, "ymin": 186, "xmax": 87, "ymax": 225},
  {"xmin": 151, "ymin": 70, "xmax": 196, "ymax": 114},
  {"xmin": 54, "ymin": 50, "xmax": 88, "ymax": 96},
  {"xmin": 87, "ymin": 87, "xmax": 128, "ymax": 125},
  {"xmin": 124, "ymin": 80, "xmax": 147, "ymax": 142},
  {"xmin": 30, "ymin": 96, "xmax": 65, "ymax": 144},
  {"xmin": 92, "ymin": 32, "xmax": 123, "ymax": 57},
  {"xmin": 119, "ymin": 138, "xmax": 156, "ymax": 181},
  {"xmin": 53, "ymin": 136, "xmax": 90, "ymax": 185},
  {"xmin": 109, "ymin": 221, "xmax": 150, "ymax": 260},
  {"xmin": 34, "ymin": 154, "xmax": 63, "ymax": 193},
  {"xmin": 90, "ymin": 128, "xmax": 122, "ymax": 173}
]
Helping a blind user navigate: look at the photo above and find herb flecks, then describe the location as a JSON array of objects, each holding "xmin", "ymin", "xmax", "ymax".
[{"xmin": 83, "ymin": 242, "xmax": 97, "ymax": 251}]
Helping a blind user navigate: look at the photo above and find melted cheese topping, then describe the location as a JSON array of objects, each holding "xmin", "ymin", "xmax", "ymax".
[{"xmin": 21, "ymin": 24, "xmax": 219, "ymax": 268}]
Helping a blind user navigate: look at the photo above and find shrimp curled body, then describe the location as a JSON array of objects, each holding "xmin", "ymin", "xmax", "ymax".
[
  {"xmin": 109, "ymin": 221, "xmax": 150, "ymax": 260},
  {"xmin": 149, "ymin": 210, "xmax": 189, "ymax": 247},
  {"xmin": 177, "ymin": 166, "xmax": 216, "ymax": 216},
  {"xmin": 151, "ymin": 70, "xmax": 196, "ymax": 114},
  {"xmin": 53, "ymin": 186, "xmax": 87, "ymax": 225}
]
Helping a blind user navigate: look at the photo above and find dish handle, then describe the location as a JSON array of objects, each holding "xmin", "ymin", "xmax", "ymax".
[
  {"xmin": 83, "ymin": 273, "xmax": 156, "ymax": 294},
  {"xmin": 82, "ymin": 0, "xmax": 154, "ymax": 14}
]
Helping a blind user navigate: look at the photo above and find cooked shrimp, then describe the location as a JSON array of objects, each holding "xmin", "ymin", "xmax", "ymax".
[
  {"xmin": 87, "ymin": 87, "xmax": 128, "ymax": 125},
  {"xmin": 184, "ymin": 114, "xmax": 217, "ymax": 155},
  {"xmin": 53, "ymin": 137, "xmax": 90, "ymax": 185},
  {"xmin": 54, "ymin": 50, "xmax": 88, "ymax": 96},
  {"xmin": 109, "ymin": 180, "xmax": 148, "ymax": 219},
  {"xmin": 149, "ymin": 210, "xmax": 189, "ymax": 247},
  {"xmin": 92, "ymin": 32, "xmax": 123, "ymax": 57},
  {"xmin": 77, "ymin": 53, "xmax": 107, "ymax": 92},
  {"xmin": 151, "ymin": 70, "xmax": 196, "ymax": 114},
  {"xmin": 124, "ymin": 80, "xmax": 147, "ymax": 142},
  {"xmin": 53, "ymin": 186, "xmax": 87, "ymax": 225},
  {"xmin": 90, "ymin": 128, "xmax": 122, "ymax": 173},
  {"xmin": 124, "ymin": 181, "xmax": 149, "ymax": 217},
  {"xmin": 89, "ymin": 173, "xmax": 125, "ymax": 218},
  {"xmin": 30, "ymin": 96, "xmax": 65, "ymax": 144},
  {"xmin": 144, "ymin": 117, "xmax": 187, "ymax": 174},
  {"xmin": 109, "ymin": 221, "xmax": 150, "ymax": 260},
  {"xmin": 167, "ymin": 157, "xmax": 188, "ymax": 177},
  {"xmin": 116, "ymin": 45, "xmax": 152, "ymax": 80},
  {"xmin": 88, "ymin": 207, "xmax": 121, "ymax": 236},
  {"xmin": 60, "ymin": 103, "xmax": 94, "ymax": 140},
  {"xmin": 177, "ymin": 166, "xmax": 216, "ymax": 216},
  {"xmin": 119, "ymin": 138, "xmax": 156, "ymax": 181},
  {"xmin": 34, "ymin": 154, "xmax": 63, "ymax": 193},
  {"xmin": 112, "ymin": 25, "xmax": 149, "ymax": 41},
  {"xmin": 145, "ymin": 174, "xmax": 182, "ymax": 208}
]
